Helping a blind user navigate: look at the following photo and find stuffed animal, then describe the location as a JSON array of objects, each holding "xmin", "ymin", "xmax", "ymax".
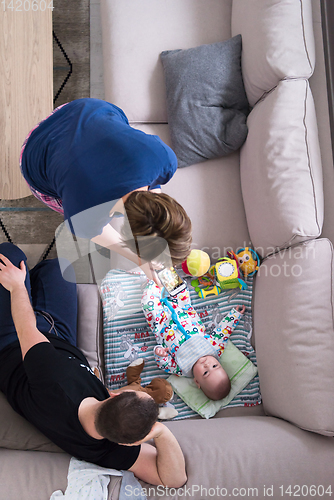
[
  {"xmin": 236, "ymin": 247, "xmax": 260, "ymax": 278},
  {"xmin": 108, "ymin": 359, "xmax": 178, "ymax": 419}
]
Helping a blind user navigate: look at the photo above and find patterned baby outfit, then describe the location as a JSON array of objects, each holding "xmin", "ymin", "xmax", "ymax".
[{"xmin": 141, "ymin": 281, "xmax": 243, "ymax": 377}]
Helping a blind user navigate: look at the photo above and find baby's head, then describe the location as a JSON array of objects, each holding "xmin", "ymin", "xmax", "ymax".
[{"xmin": 192, "ymin": 355, "xmax": 231, "ymax": 401}]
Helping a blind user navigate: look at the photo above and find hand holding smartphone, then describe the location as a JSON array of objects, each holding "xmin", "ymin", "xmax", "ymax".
[{"xmin": 157, "ymin": 266, "xmax": 186, "ymax": 297}]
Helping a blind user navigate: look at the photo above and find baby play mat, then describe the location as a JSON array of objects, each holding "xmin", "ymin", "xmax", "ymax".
[{"xmin": 100, "ymin": 270, "xmax": 261, "ymax": 419}]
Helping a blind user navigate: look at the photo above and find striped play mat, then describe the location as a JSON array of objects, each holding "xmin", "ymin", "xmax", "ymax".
[{"xmin": 100, "ymin": 269, "xmax": 261, "ymax": 419}]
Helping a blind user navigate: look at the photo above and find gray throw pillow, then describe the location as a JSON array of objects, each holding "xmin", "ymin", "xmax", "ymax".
[{"xmin": 160, "ymin": 35, "xmax": 250, "ymax": 168}]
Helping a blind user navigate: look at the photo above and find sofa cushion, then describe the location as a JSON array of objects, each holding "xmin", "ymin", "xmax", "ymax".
[
  {"xmin": 231, "ymin": 0, "xmax": 315, "ymax": 106},
  {"xmin": 77, "ymin": 284, "xmax": 104, "ymax": 381},
  {"xmin": 133, "ymin": 123, "xmax": 251, "ymax": 255},
  {"xmin": 240, "ymin": 79, "xmax": 323, "ymax": 258},
  {"xmin": 0, "ymin": 450, "xmax": 71, "ymax": 500},
  {"xmin": 100, "ymin": 0, "xmax": 234, "ymax": 122},
  {"xmin": 160, "ymin": 36, "xmax": 249, "ymax": 168},
  {"xmin": 254, "ymin": 239, "xmax": 334, "ymax": 436},
  {"xmin": 0, "ymin": 392, "xmax": 62, "ymax": 452}
]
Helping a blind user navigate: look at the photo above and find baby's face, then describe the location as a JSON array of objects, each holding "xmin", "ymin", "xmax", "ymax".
[
  {"xmin": 193, "ymin": 356, "xmax": 231, "ymax": 401},
  {"xmin": 192, "ymin": 355, "xmax": 224, "ymax": 385}
]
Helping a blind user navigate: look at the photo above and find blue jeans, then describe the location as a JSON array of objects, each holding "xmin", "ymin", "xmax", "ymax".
[{"xmin": 0, "ymin": 243, "xmax": 78, "ymax": 352}]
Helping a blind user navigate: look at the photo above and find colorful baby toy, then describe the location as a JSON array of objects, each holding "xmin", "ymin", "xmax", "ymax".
[
  {"xmin": 181, "ymin": 249, "xmax": 211, "ymax": 277},
  {"xmin": 235, "ymin": 247, "xmax": 260, "ymax": 278},
  {"xmin": 188, "ymin": 247, "xmax": 259, "ymax": 298},
  {"xmin": 214, "ymin": 257, "xmax": 247, "ymax": 290}
]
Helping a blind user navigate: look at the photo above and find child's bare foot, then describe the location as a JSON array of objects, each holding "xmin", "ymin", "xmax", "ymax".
[{"xmin": 235, "ymin": 305, "xmax": 246, "ymax": 314}]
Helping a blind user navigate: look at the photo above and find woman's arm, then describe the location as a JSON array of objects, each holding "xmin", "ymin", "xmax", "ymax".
[
  {"xmin": 92, "ymin": 224, "xmax": 159, "ymax": 283},
  {"xmin": 129, "ymin": 422, "xmax": 187, "ymax": 487}
]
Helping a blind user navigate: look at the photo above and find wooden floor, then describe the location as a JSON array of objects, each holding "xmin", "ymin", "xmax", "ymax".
[{"xmin": 0, "ymin": 7, "xmax": 53, "ymax": 200}]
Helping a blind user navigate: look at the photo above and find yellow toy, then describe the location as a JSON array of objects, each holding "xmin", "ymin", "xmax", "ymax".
[
  {"xmin": 214, "ymin": 257, "xmax": 247, "ymax": 290},
  {"xmin": 236, "ymin": 247, "xmax": 260, "ymax": 278},
  {"xmin": 181, "ymin": 249, "xmax": 211, "ymax": 277},
  {"xmin": 198, "ymin": 284, "xmax": 221, "ymax": 299}
]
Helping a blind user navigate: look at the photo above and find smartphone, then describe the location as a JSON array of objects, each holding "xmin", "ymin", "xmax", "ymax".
[{"xmin": 157, "ymin": 266, "xmax": 186, "ymax": 297}]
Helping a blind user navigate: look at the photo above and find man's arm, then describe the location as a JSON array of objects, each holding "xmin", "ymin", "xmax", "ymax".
[
  {"xmin": 0, "ymin": 254, "xmax": 49, "ymax": 359},
  {"xmin": 128, "ymin": 422, "xmax": 187, "ymax": 488}
]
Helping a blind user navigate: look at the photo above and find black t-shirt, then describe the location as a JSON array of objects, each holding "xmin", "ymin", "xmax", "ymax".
[{"xmin": 0, "ymin": 335, "xmax": 140, "ymax": 469}]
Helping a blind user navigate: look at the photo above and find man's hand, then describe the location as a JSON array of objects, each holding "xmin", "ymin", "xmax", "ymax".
[
  {"xmin": 119, "ymin": 421, "xmax": 165, "ymax": 447},
  {"xmin": 0, "ymin": 254, "xmax": 26, "ymax": 293}
]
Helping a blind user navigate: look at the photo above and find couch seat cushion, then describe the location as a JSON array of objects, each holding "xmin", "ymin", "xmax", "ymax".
[
  {"xmin": 133, "ymin": 123, "xmax": 251, "ymax": 256},
  {"xmin": 254, "ymin": 238, "xmax": 334, "ymax": 436},
  {"xmin": 100, "ymin": 0, "xmax": 233, "ymax": 122}
]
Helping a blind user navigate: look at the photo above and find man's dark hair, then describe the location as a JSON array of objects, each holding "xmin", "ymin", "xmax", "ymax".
[{"xmin": 95, "ymin": 392, "xmax": 159, "ymax": 444}]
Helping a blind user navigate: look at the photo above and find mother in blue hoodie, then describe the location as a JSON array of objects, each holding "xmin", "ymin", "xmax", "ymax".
[{"xmin": 20, "ymin": 99, "xmax": 192, "ymax": 271}]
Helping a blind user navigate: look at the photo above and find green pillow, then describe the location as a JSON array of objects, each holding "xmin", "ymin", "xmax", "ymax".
[{"xmin": 168, "ymin": 340, "xmax": 257, "ymax": 419}]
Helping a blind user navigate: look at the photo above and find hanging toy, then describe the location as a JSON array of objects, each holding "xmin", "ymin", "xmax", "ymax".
[
  {"xmin": 181, "ymin": 249, "xmax": 211, "ymax": 277},
  {"xmin": 236, "ymin": 247, "xmax": 260, "ymax": 278},
  {"xmin": 214, "ymin": 257, "xmax": 247, "ymax": 290}
]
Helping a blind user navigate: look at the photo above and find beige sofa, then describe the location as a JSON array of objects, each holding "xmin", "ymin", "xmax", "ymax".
[{"xmin": 1, "ymin": 0, "xmax": 334, "ymax": 499}]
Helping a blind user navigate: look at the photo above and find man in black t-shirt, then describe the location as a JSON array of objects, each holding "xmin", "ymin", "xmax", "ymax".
[{"xmin": 0, "ymin": 243, "xmax": 186, "ymax": 487}]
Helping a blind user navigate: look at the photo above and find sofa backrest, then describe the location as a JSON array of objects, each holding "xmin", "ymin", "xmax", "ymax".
[{"xmin": 232, "ymin": 0, "xmax": 323, "ymax": 257}]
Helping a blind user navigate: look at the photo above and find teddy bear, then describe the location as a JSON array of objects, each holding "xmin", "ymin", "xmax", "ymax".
[{"xmin": 108, "ymin": 358, "xmax": 178, "ymax": 420}]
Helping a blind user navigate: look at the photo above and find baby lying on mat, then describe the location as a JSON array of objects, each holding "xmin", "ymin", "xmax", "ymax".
[{"xmin": 141, "ymin": 280, "xmax": 245, "ymax": 401}]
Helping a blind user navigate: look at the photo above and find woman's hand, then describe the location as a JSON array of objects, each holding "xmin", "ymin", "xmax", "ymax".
[
  {"xmin": 0, "ymin": 255, "xmax": 26, "ymax": 293},
  {"xmin": 140, "ymin": 261, "xmax": 163, "ymax": 288}
]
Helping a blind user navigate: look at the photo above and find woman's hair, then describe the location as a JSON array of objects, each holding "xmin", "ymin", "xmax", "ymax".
[
  {"xmin": 122, "ymin": 192, "xmax": 192, "ymax": 266},
  {"xmin": 95, "ymin": 391, "xmax": 159, "ymax": 444}
]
